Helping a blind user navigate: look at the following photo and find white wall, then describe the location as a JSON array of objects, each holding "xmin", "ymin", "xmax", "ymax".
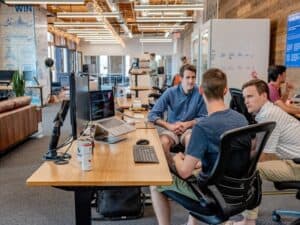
[
  {"xmin": 34, "ymin": 7, "xmax": 49, "ymax": 105},
  {"xmin": 0, "ymin": 3, "xmax": 49, "ymax": 105}
]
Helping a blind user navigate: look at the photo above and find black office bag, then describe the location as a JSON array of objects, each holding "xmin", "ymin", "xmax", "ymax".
[{"xmin": 96, "ymin": 187, "xmax": 145, "ymax": 220}]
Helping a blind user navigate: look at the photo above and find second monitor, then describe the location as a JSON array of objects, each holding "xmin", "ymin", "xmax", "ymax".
[{"xmin": 89, "ymin": 90, "xmax": 114, "ymax": 121}]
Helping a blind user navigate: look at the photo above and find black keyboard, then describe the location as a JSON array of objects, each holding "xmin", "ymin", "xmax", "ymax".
[{"xmin": 133, "ymin": 145, "xmax": 159, "ymax": 163}]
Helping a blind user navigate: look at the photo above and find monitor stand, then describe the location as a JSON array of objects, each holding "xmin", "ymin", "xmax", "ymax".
[{"xmin": 94, "ymin": 135, "xmax": 126, "ymax": 144}]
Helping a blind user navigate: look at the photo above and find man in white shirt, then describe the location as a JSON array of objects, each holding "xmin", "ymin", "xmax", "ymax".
[{"xmin": 228, "ymin": 79, "xmax": 300, "ymax": 225}]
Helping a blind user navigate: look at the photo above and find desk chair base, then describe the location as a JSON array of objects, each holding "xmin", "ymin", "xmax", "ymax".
[
  {"xmin": 272, "ymin": 210, "xmax": 300, "ymax": 222},
  {"xmin": 272, "ymin": 181, "xmax": 300, "ymax": 225}
]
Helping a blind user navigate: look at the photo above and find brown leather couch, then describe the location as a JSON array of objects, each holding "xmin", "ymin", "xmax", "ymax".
[{"xmin": 0, "ymin": 96, "xmax": 42, "ymax": 153}]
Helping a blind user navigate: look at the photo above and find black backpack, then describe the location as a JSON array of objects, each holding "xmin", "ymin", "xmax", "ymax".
[{"xmin": 95, "ymin": 187, "xmax": 145, "ymax": 220}]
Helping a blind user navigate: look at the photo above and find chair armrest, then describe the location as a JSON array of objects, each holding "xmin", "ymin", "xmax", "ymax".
[
  {"xmin": 169, "ymin": 166, "xmax": 216, "ymax": 208},
  {"xmin": 148, "ymin": 93, "xmax": 161, "ymax": 98},
  {"xmin": 292, "ymin": 158, "xmax": 300, "ymax": 164}
]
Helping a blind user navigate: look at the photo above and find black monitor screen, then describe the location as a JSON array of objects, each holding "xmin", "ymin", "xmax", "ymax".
[
  {"xmin": 0, "ymin": 70, "xmax": 15, "ymax": 82},
  {"xmin": 76, "ymin": 74, "xmax": 90, "ymax": 137},
  {"xmin": 157, "ymin": 66, "xmax": 164, "ymax": 74},
  {"xmin": 89, "ymin": 90, "xmax": 115, "ymax": 121}
]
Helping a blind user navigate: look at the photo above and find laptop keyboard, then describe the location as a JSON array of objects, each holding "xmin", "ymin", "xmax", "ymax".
[
  {"xmin": 110, "ymin": 124, "xmax": 135, "ymax": 136},
  {"xmin": 133, "ymin": 145, "xmax": 159, "ymax": 163},
  {"xmin": 97, "ymin": 118, "xmax": 136, "ymax": 136}
]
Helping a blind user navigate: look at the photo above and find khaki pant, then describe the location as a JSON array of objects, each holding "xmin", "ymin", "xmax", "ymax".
[{"xmin": 243, "ymin": 160, "xmax": 300, "ymax": 220}]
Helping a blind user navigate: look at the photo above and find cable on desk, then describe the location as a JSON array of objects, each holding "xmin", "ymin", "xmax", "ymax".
[{"xmin": 53, "ymin": 136, "xmax": 74, "ymax": 165}]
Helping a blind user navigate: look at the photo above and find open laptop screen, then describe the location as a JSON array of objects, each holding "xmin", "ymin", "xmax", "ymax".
[{"xmin": 90, "ymin": 90, "xmax": 115, "ymax": 121}]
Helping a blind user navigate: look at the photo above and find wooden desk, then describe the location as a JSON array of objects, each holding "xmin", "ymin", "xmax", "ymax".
[{"xmin": 26, "ymin": 128, "xmax": 172, "ymax": 225}]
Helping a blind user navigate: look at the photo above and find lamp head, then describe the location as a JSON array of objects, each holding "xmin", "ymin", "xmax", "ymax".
[{"xmin": 45, "ymin": 58, "xmax": 54, "ymax": 68}]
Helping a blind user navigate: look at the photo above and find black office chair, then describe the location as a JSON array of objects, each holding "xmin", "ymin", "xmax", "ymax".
[
  {"xmin": 229, "ymin": 88, "xmax": 256, "ymax": 125},
  {"xmin": 148, "ymin": 86, "xmax": 168, "ymax": 109},
  {"xmin": 272, "ymin": 160, "xmax": 300, "ymax": 225},
  {"xmin": 162, "ymin": 121, "xmax": 276, "ymax": 225}
]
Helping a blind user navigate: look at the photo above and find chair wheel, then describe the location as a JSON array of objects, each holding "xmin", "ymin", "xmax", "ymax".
[{"xmin": 272, "ymin": 212, "xmax": 281, "ymax": 222}]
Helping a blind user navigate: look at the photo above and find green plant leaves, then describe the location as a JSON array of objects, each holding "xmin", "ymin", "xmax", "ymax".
[{"xmin": 12, "ymin": 71, "xmax": 25, "ymax": 97}]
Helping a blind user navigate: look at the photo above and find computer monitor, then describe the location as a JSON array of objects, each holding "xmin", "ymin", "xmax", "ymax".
[
  {"xmin": 69, "ymin": 72, "xmax": 90, "ymax": 139},
  {"xmin": 0, "ymin": 70, "xmax": 15, "ymax": 83},
  {"xmin": 89, "ymin": 90, "xmax": 114, "ymax": 121},
  {"xmin": 157, "ymin": 66, "xmax": 164, "ymax": 75}
]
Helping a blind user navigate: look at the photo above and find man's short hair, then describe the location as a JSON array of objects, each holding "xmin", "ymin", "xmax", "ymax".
[
  {"xmin": 268, "ymin": 65, "xmax": 286, "ymax": 82},
  {"xmin": 242, "ymin": 79, "xmax": 270, "ymax": 99},
  {"xmin": 201, "ymin": 68, "xmax": 227, "ymax": 100},
  {"xmin": 150, "ymin": 53, "xmax": 156, "ymax": 57},
  {"xmin": 180, "ymin": 64, "xmax": 196, "ymax": 77}
]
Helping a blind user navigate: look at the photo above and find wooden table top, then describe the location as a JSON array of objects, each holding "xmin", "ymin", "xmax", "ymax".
[{"xmin": 26, "ymin": 128, "xmax": 172, "ymax": 187}]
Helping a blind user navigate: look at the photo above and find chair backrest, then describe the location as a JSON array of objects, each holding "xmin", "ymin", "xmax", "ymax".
[
  {"xmin": 202, "ymin": 121, "xmax": 276, "ymax": 218},
  {"xmin": 171, "ymin": 74, "xmax": 182, "ymax": 86},
  {"xmin": 229, "ymin": 88, "xmax": 256, "ymax": 124}
]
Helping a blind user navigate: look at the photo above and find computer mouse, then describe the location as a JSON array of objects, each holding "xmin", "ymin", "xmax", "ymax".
[{"xmin": 136, "ymin": 139, "xmax": 149, "ymax": 145}]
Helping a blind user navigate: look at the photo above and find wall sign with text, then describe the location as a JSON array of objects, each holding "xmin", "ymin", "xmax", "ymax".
[{"xmin": 286, "ymin": 12, "xmax": 300, "ymax": 67}]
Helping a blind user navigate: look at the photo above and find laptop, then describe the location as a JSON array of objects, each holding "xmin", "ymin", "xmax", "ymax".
[{"xmin": 89, "ymin": 89, "xmax": 136, "ymax": 137}]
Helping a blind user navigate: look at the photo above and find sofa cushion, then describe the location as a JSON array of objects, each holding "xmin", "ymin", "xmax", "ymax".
[
  {"xmin": 0, "ymin": 96, "xmax": 31, "ymax": 113},
  {"xmin": 13, "ymin": 96, "xmax": 31, "ymax": 109},
  {"xmin": 0, "ymin": 99, "xmax": 15, "ymax": 113}
]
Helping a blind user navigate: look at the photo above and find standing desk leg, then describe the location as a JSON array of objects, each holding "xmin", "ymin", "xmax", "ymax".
[{"xmin": 74, "ymin": 190, "xmax": 93, "ymax": 225}]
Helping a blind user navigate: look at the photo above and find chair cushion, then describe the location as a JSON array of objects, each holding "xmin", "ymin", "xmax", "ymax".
[{"xmin": 274, "ymin": 181, "xmax": 300, "ymax": 190}]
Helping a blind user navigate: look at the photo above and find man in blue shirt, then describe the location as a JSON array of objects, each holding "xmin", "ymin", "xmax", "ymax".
[
  {"xmin": 150, "ymin": 68, "xmax": 249, "ymax": 225},
  {"xmin": 148, "ymin": 64, "xmax": 207, "ymax": 166}
]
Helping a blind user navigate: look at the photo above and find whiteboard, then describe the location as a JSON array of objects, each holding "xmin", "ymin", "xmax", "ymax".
[{"xmin": 209, "ymin": 19, "xmax": 270, "ymax": 89}]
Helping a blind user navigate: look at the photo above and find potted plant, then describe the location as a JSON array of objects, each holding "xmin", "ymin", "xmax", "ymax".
[{"xmin": 12, "ymin": 71, "xmax": 25, "ymax": 97}]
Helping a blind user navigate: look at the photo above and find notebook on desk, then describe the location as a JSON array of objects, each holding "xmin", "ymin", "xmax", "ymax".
[{"xmin": 90, "ymin": 89, "xmax": 136, "ymax": 137}]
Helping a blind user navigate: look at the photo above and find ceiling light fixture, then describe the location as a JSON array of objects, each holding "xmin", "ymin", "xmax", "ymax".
[
  {"xmin": 67, "ymin": 29, "xmax": 112, "ymax": 33},
  {"xmin": 87, "ymin": 40, "xmax": 119, "ymax": 44},
  {"xmin": 57, "ymin": 12, "xmax": 120, "ymax": 19},
  {"xmin": 76, "ymin": 34, "xmax": 113, "ymax": 37},
  {"xmin": 91, "ymin": 0, "xmax": 125, "ymax": 47},
  {"xmin": 134, "ymin": 4, "xmax": 204, "ymax": 11},
  {"xmin": 138, "ymin": 25, "xmax": 185, "ymax": 31},
  {"xmin": 139, "ymin": 38, "xmax": 172, "ymax": 43},
  {"xmin": 144, "ymin": 11, "xmax": 186, "ymax": 16},
  {"xmin": 53, "ymin": 22, "xmax": 105, "ymax": 28},
  {"xmin": 79, "ymin": 36, "xmax": 114, "ymax": 39},
  {"xmin": 5, "ymin": 0, "xmax": 84, "ymax": 4},
  {"xmin": 136, "ymin": 16, "xmax": 194, "ymax": 23},
  {"xmin": 138, "ymin": 28, "xmax": 184, "ymax": 32}
]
